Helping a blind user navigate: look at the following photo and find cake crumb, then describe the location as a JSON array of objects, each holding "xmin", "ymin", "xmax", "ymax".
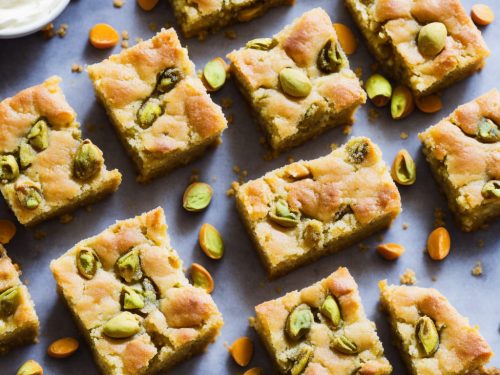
[
  {"xmin": 122, "ymin": 30, "xmax": 129, "ymax": 40},
  {"xmin": 113, "ymin": 0, "xmax": 124, "ymax": 7},
  {"xmin": 354, "ymin": 67, "xmax": 363, "ymax": 78},
  {"xmin": 434, "ymin": 208, "xmax": 446, "ymax": 228},
  {"xmin": 227, "ymin": 114, "xmax": 234, "ymax": 125},
  {"xmin": 232, "ymin": 165, "xmax": 241, "ymax": 174},
  {"xmin": 400, "ymin": 132, "xmax": 409, "ymax": 140},
  {"xmin": 221, "ymin": 98, "xmax": 233, "ymax": 109},
  {"xmin": 226, "ymin": 181, "xmax": 240, "ymax": 197},
  {"xmin": 224, "ymin": 30, "xmax": 237, "ymax": 39},
  {"xmin": 342, "ymin": 125, "xmax": 352, "ymax": 135},
  {"xmin": 402, "ymin": 222, "xmax": 409, "ymax": 230},
  {"xmin": 56, "ymin": 23, "xmax": 68, "ymax": 38},
  {"xmin": 34, "ymin": 230, "xmax": 47, "ymax": 240},
  {"xmin": 330, "ymin": 143, "xmax": 338, "ymax": 150},
  {"xmin": 471, "ymin": 261, "xmax": 483, "ymax": 277},
  {"xmin": 431, "ymin": 276, "xmax": 437, "ymax": 282},
  {"xmin": 287, "ymin": 156, "xmax": 295, "ymax": 164},
  {"xmin": 59, "ymin": 214, "xmax": 74, "ymax": 224},
  {"xmin": 71, "ymin": 64, "xmax": 84, "ymax": 73},
  {"xmin": 121, "ymin": 40, "xmax": 129, "ymax": 49},
  {"xmin": 400, "ymin": 268, "xmax": 417, "ymax": 285},
  {"xmin": 41, "ymin": 23, "xmax": 55, "ymax": 39},
  {"xmin": 368, "ymin": 108, "xmax": 379, "ymax": 122},
  {"xmin": 148, "ymin": 22, "xmax": 158, "ymax": 32},
  {"xmin": 189, "ymin": 169, "xmax": 200, "ymax": 183}
]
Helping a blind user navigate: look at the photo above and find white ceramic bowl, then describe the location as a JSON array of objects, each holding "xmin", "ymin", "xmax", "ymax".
[{"xmin": 0, "ymin": 0, "xmax": 70, "ymax": 39}]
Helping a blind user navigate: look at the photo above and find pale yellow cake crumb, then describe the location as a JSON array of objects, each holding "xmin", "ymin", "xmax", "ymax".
[
  {"xmin": 472, "ymin": 261, "xmax": 483, "ymax": 277},
  {"xmin": 400, "ymin": 268, "xmax": 417, "ymax": 285}
]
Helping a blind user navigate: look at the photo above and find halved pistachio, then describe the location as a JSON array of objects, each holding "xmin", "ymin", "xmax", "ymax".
[
  {"xmin": 15, "ymin": 179, "xmax": 43, "ymax": 209},
  {"xmin": 141, "ymin": 277, "xmax": 158, "ymax": 309},
  {"xmin": 116, "ymin": 249, "xmax": 143, "ymax": 283},
  {"xmin": 289, "ymin": 346, "xmax": 313, "ymax": 375},
  {"xmin": 279, "ymin": 68, "xmax": 312, "ymax": 98},
  {"xmin": 27, "ymin": 119, "xmax": 49, "ymax": 151},
  {"xmin": 365, "ymin": 74, "xmax": 392, "ymax": 107},
  {"xmin": 416, "ymin": 316, "xmax": 439, "ymax": 356},
  {"xmin": 0, "ymin": 285, "xmax": 20, "ymax": 317},
  {"xmin": 122, "ymin": 286, "xmax": 145, "ymax": 310},
  {"xmin": 19, "ymin": 141, "xmax": 37, "ymax": 169},
  {"xmin": 0, "ymin": 155, "xmax": 20, "ymax": 182},
  {"xmin": 156, "ymin": 67, "xmax": 181, "ymax": 93},
  {"xmin": 285, "ymin": 304, "xmax": 313, "ymax": 341},
  {"xmin": 137, "ymin": 99, "xmax": 162, "ymax": 129},
  {"xmin": 203, "ymin": 58, "xmax": 227, "ymax": 91},
  {"xmin": 246, "ymin": 38, "xmax": 277, "ymax": 51},
  {"xmin": 102, "ymin": 312, "xmax": 141, "ymax": 339},
  {"xmin": 391, "ymin": 85, "xmax": 414, "ymax": 120},
  {"xmin": 482, "ymin": 180, "xmax": 500, "ymax": 199},
  {"xmin": 346, "ymin": 139, "xmax": 369, "ymax": 164},
  {"xmin": 317, "ymin": 40, "xmax": 343, "ymax": 74},
  {"xmin": 391, "ymin": 149, "xmax": 416, "ymax": 186},
  {"xmin": 331, "ymin": 335, "xmax": 358, "ymax": 355},
  {"xmin": 73, "ymin": 140, "xmax": 103, "ymax": 180},
  {"xmin": 477, "ymin": 117, "xmax": 500, "ymax": 143},
  {"xmin": 183, "ymin": 182, "xmax": 213, "ymax": 212},
  {"xmin": 76, "ymin": 248, "xmax": 100, "ymax": 280},
  {"xmin": 190, "ymin": 263, "xmax": 214, "ymax": 293},
  {"xmin": 321, "ymin": 295, "xmax": 341, "ymax": 327},
  {"xmin": 269, "ymin": 198, "xmax": 300, "ymax": 228},
  {"xmin": 418, "ymin": 22, "xmax": 447, "ymax": 57},
  {"xmin": 199, "ymin": 223, "xmax": 224, "ymax": 260}
]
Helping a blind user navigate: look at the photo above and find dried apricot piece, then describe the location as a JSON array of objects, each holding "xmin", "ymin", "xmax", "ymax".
[
  {"xmin": 244, "ymin": 368, "xmax": 263, "ymax": 375},
  {"xmin": 427, "ymin": 227, "xmax": 451, "ymax": 261},
  {"xmin": 0, "ymin": 220, "xmax": 16, "ymax": 244},
  {"xmin": 47, "ymin": 337, "xmax": 79, "ymax": 358},
  {"xmin": 137, "ymin": 0, "xmax": 159, "ymax": 11},
  {"xmin": 16, "ymin": 359, "xmax": 43, "ymax": 375},
  {"xmin": 333, "ymin": 23, "xmax": 357, "ymax": 55},
  {"xmin": 471, "ymin": 4, "xmax": 495, "ymax": 26},
  {"xmin": 89, "ymin": 23, "xmax": 120, "ymax": 49},
  {"xmin": 377, "ymin": 243, "xmax": 405, "ymax": 260},
  {"xmin": 190, "ymin": 263, "xmax": 215, "ymax": 293},
  {"xmin": 229, "ymin": 336, "xmax": 254, "ymax": 366},
  {"xmin": 416, "ymin": 95, "xmax": 443, "ymax": 113}
]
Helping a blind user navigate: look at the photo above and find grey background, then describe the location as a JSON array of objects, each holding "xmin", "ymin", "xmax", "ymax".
[{"xmin": 0, "ymin": 0, "xmax": 499, "ymax": 373}]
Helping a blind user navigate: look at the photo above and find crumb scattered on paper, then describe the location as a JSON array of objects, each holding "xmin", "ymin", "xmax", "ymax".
[
  {"xmin": 400, "ymin": 268, "xmax": 417, "ymax": 285},
  {"xmin": 402, "ymin": 222, "xmax": 409, "ymax": 230},
  {"xmin": 113, "ymin": 0, "xmax": 124, "ymax": 8},
  {"xmin": 71, "ymin": 64, "xmax": 83, "ymax": 73},
  {"xmin": 59, "ymin": 214, "xmax": 73, "ymax": 224},
  {"xmin": 400, "ymin": 132, "xmax": 409, "ymax": 140},
  {"xmin": 434, "ymin": 208, "xmax": 446, "ymax": 228},
  {"xmin": 343, "ymin": 125, "xmax": 352, "ymax": 135},
  {"xmin": 472, "ymin": 261, "xmax": 483, "ymax": 277},
  {"xmin": 226, "ymin": 181, "xmax": 240, "ymax": 197}
]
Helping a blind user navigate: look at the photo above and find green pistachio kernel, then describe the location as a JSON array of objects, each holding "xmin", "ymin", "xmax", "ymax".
[
  {"xmin": 418, "ymin": 22, "xmax": 447, "ymax": 57},
  {"xmin": 331, "ymin": 335, "xmax": 358, "ymax": 355},
  {"xmin": 391, "ymin": 85, "xmax": 414, "ymax": 120},
  {"xmin": 27, "ymin": 119, "xmax": 49, "ymax": 151},
  {"xmin": 0, "ymin": 286, "xmax": 20, "ymax": 317},
  {"xmin": 269, "ymin": 198, "xmax": 300, "ymax": 228},
  {"xmin": 116, "ymin": 249, "xmax": 143, "ymax": 283},
  {"xmin": 365, "ymin": 74, "xmax": 392, "ymax": 107},
  {"xmin": 183, "ymin": 182, "xmax": 213, "ymax": 212},
  {"xmin": 246, "ymin": 37, "xmax": 277, "ymax": 51},
  {"xmin": 346, "ymin": 138, "xmax": 369, "ymax": 164},
  {"xmin": 317, "ymin": 40, "xmax": 343, "ymax": 74},
  {"xmin": 123, "ymin": 286, "xmax": 145, "ymax": 310},
  {"xmin": 482, "ymin": 180, "xmax": 500, "ymax": 199},
  {"xmin": 19, "ymin": 141, "xmax": 37, "ymax": 169},
  {"xmin": 477, "ymin": 117, "xmax": 500, "ymax": 143},
  {"xmin": 102, "ymin": 312, "xmax": 141, "ymax": 339},
  {"xmin": 0, "ymin": 155, "xmax": 20, "ymax": 182},
  {"xmin": 73, "ymin": 139, "xmax": 103, "ymax": 180},
  {"xmin": 416, "ymin": 316, "xmax": 439, "ymax": 356},
  {"xmin": 76, "ymin": 247, "xmax": 100, "ymax": 280},
  {"xmin": 279, "ymin": 68, "xmax": 312, "ymax": 98},
  {"xmin": 16, "ymin": 359, "xmax": 43, "ymax": 375},
  {"xmin": 156, "ymin": 67, "xmax": 181, "ymax": 93},
  {"xmin": 137, "ymin": 99, "xmax": 162, "ymax": 129},
  {"xmin": 289, "ymin": 345, "xmax": 313, "ymax": 375},
  {"xmin": 140, "ymin": 277, "xmax": 158, "ymax": 312},
  {"xmin": 391, "ymin": 149, "xmax": 416, "ymax": 186},
  {"xmin": 321, "ymin": 295, "xmax": 341, "ymax": 327},
  {"xmin": 15, "ymin": 179, "xmax": 43, "ymax": 209},
  {"xmin": 199, "ymin": 223, "xmax": 224, "ymax": 260},
  {"xmin": 285, "ymin": 304, "xmax": 314, "ymax": 341},
  {"xmin": 203, "ymin": 58, "xmax": 227, "ymax": 91}
]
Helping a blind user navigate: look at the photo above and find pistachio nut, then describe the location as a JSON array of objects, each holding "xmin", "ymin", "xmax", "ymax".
[
  {"xmin": 285, "ymin": 304, "xmax": 313, "ymax": 341},
  {"xmin": 0, "ymin": 155, "xmax": 20, "ymax": 182},
  {"xmin": 279, "ymin": 68, "xmax": 312, "ymax": 98},
  {"xmin": 16, "ymin": 359, "xmax": 43, "ymax": 375},
  {"xmin": 190, "ymin": 263, "xmax": 215, "ymax": 293},
  {"xmin": 116, "ymin": 249, "xmax": 143, "ymax": 283},
  {"xmin": 0, "ymin": 286, "xmax": 20, "ymax": 317},
  {"xmin": 289, "ymin": 346, "xmax": 313, "ymax": 375},
  {"xmin": 346, "ymin": 139, "xmax": 369, "ymax": 164},
  {"xmin": 141, "ymin": 277, "xmax": 158, "ymax": 308},
  {"xmin": 246, "ymin": 38, "xmax": 277, "ymax": 51},
  {"xmin": 418, "ymin": 22, "xmax": 447, "ymax": 57},
  {"xmin": 15, "ymin": 179, "xmax": 43, "ymax": 209},
  {"xmin": 199, "ymin": 223, "xmax": 224, "ymax": 260},
  {"xmin": 317, "ymin": 40, "xmax": 343, "ymax": 74},
  {"xmin": 27, "ymin": 119, "xmax": 49, "ymax": 151},
  {"xmin": 391, "ymin": 149, "xmax": 416, "ymax": 186},
  {"xmin": 73, "ymin": 139, "xmax": 103, "ymax": 180},
  {"xmin": 416, "ymin": 316, "xmax": 439, "ymax": 356},
  {"xmin": 183, "ymin": 182, "xmax": 213, "ymax": 212},
  {"xmin": 102, "ymin": 312, "xmax": 141, "ymax": 339},
  {"xmin": 331, "ymin": 335, "xmax": 358, "ymax": 355},
  {"xmin": 203, "ymin": 58, "xmax": 227, "ymax": 91},
  {"xmin": 156, "ymin": 67, "xmax": 181, "ymax": 93},
  {"xmin": 137, "ymin": 99, "xmax": 162, "ymax": 129},
  {"xmin": 321, "ymin": 295, "xmax": 341, "ymax": 327},
  {"xmin": 269, "ymin": 198, "xmax": 300, "ymax": 227},
  {"xmin": 76, "ymin": 247, "xmax": 100, "ymax": 280},
  {"xmin": 477, "ymin": 117, "xmax": 500, "ymax": 143},
  {"xmin": 482, "ymin": 180, "xmax": 500, "ymax": 199},
  {"xmin": 19, "ymin": 141, "xmax": 37, "ymax": 169},
  {"xmin": 303, "ymin": 220, "xmax": 323, "ymax": 248},
  {"xmin": 365, "ymin": 74, "xmax": 392, "ymax": 107},
  {"xmin": 391, "ymin": 85, "xmax": 414, "ymax": 120},
  {"xmin": 123, "ymin": 286, "xmax": 145, "ymax": 310}
]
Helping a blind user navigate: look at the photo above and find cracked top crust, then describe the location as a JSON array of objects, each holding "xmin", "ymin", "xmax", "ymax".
[
  {"xmin": 50, "ymin": 208, "xmax": 223, "ymax": 375},
  {"xmin": 254, "ymin": 267, "xmax": 392, "ymax": 374},
  {"xmin": 419, "ymin": 89, "xmax": 500, "ymax": 211},
  {"xmin": 379, "ymin": 281, "xmax": 493, "ymax": 374}
]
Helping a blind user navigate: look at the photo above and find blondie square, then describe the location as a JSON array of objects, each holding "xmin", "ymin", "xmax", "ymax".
[
  {"xmin": 419, "ymin": 89, "xmax": 500, "ymax": 231},
  {"xmin": 50, "ymin": 208, "xmax": 223, "ymax": 374},
  {"xmin": 379, "ymin": 281, "xmax": 494, "ymax": 375},
  {"xmin": 169, "ymin": 0, "xmax": 295, "ymax": 38},
  {"xmin": 344, "ymin": 0, "xmax": 490, "ymax": 96},
  {"xmin": 0, "ymin": 77, "xmax": 122, "ymax": 226},
  {"xmin": 235, "ymin": 137, "xmax": 401, "ymax": 278},
  {"xmin": 227, "ymin": 8, "xmax": 366, "ymax": 152},
  {"xmin": 88, "ymin": 29, "xmax": 227, "ymax": 182},
  {"xmin": 252, "ymin": 267, "xmax": 392, "ymax": 374},
  {"xmin": 0, "ymin": 245, "xmax": 39, "ymax": 354}
]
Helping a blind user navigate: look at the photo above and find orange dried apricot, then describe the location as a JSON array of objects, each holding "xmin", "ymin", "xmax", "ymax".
[
  {"xmin": 229, "ymin": 336, "xmax": 254, "ymax": 367},
  {"xmin": 137, "ymin": 0, "xmax": 159, "ymax": 11},
  {"xmin": 0, "ymin": 220, "xmax": 16, "ymax": 244},
  {"xmin": 471, "ymin": 4, "xmax": 495, "ymax": 26},
  {"xmin": 376, "ymin": 243, "xmax": 405, "ymax": 260},
  {"xmin": 89, "ymin": 23, "xmax": 120, "ymax": 49},
  {"xmin": 427, "ymin": 227, "xmax": 451, "ymax": 261},
  {"xmin": 47, "ymin": 337, "xmax": 79, "ymax": 358},
  {"xmin": 416, "ymin": 95, "xmax": 443, "ymax": 113},
  {"xmin": 333, "ymin": 23, "xmax": 357, "ymax": 55}
]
